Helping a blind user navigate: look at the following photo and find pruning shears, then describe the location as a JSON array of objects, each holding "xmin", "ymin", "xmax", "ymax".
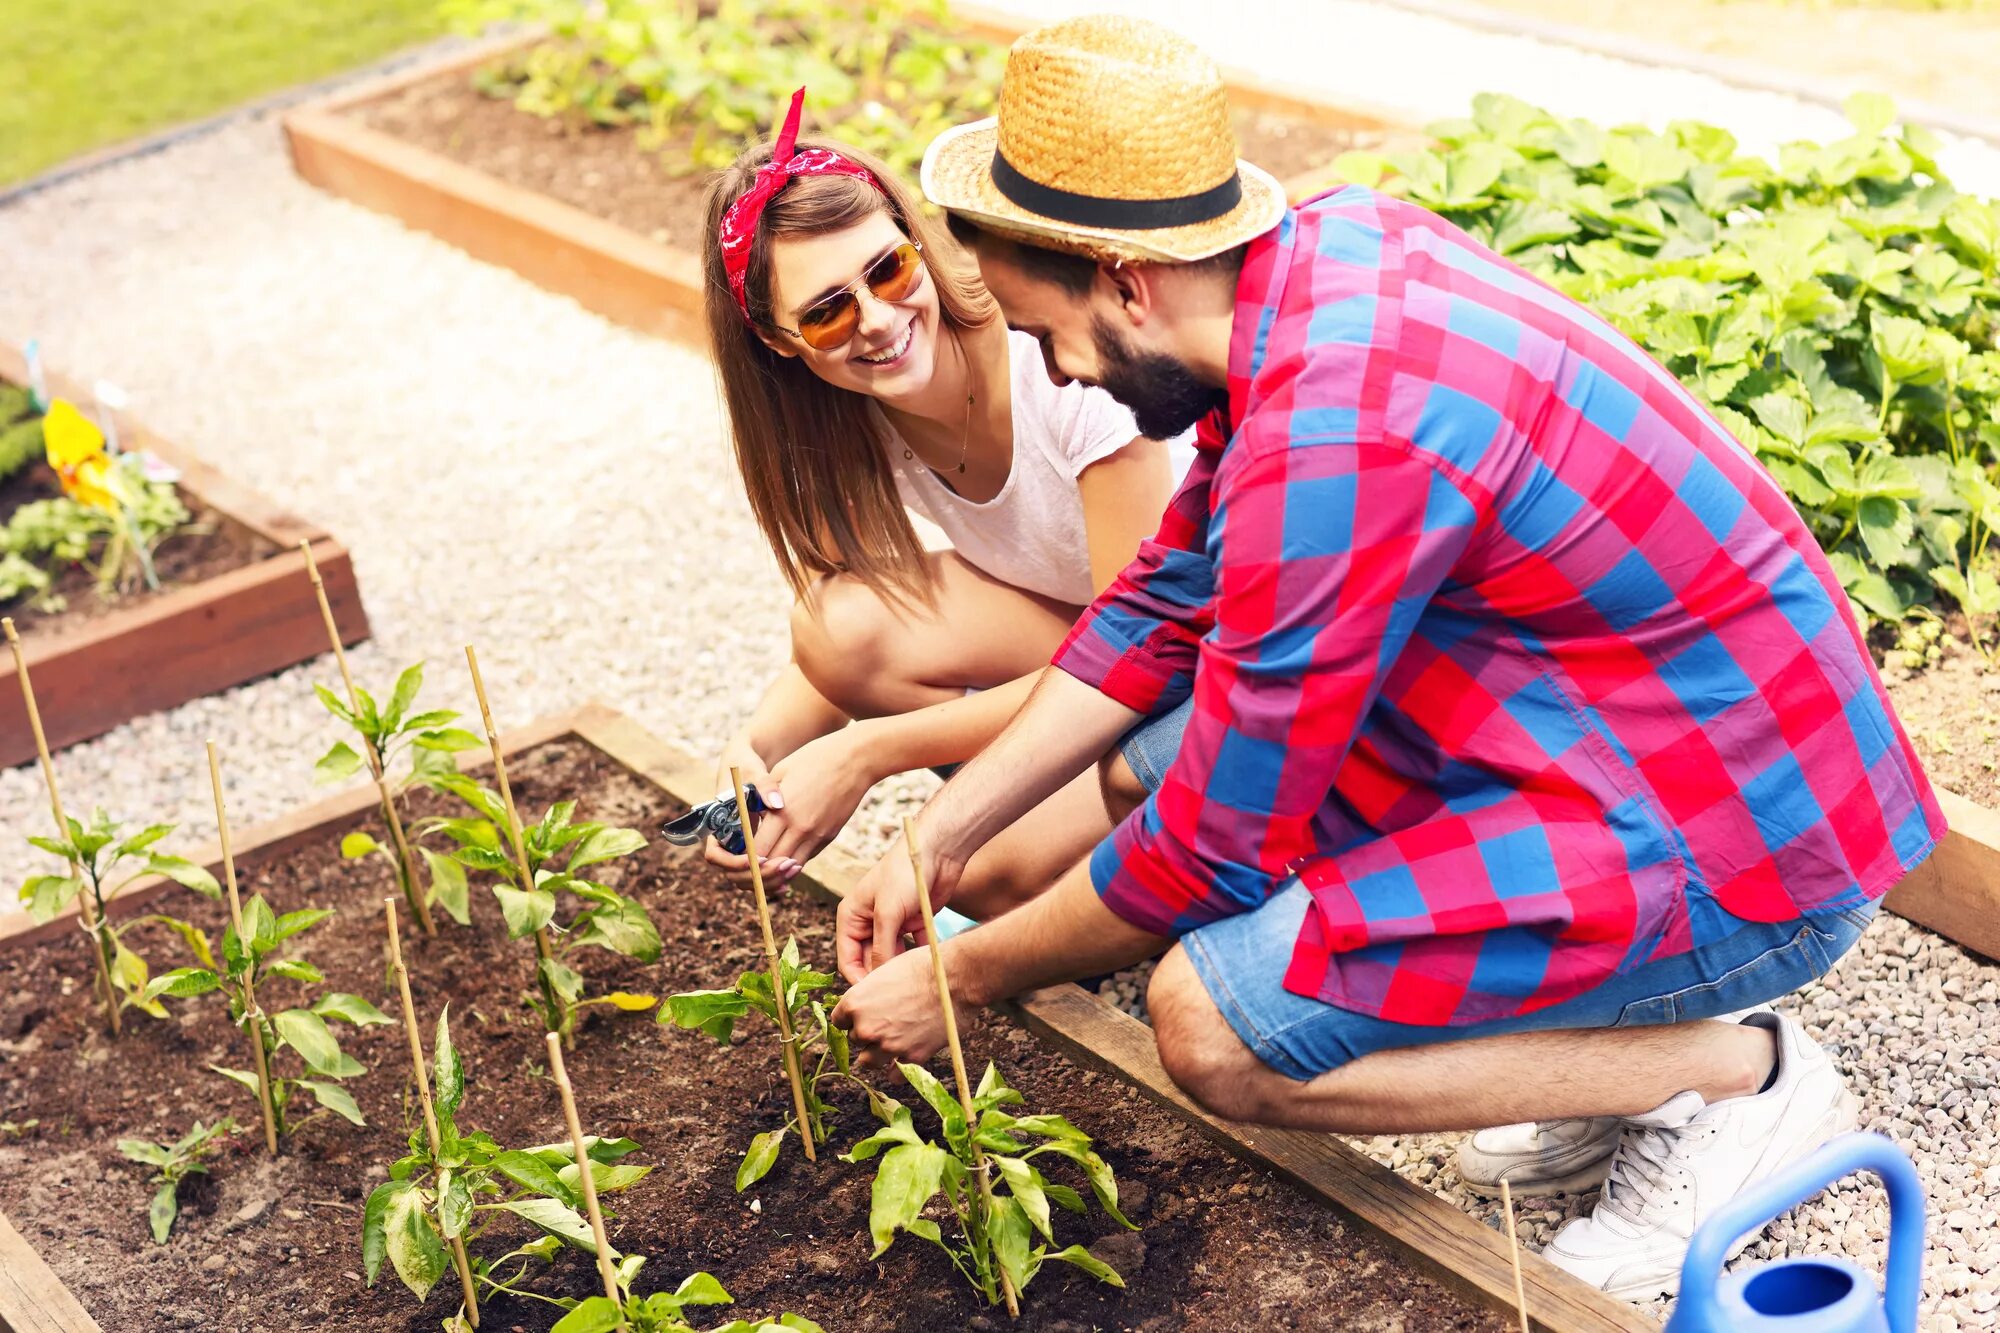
[{"xmin": 660, "ymin": 784, "xmax": 768, "ymax": 856}]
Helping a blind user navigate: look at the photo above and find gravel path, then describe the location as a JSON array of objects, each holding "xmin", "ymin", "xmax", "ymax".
[{"xmin": 1, "ymin": 3, "xmax": 1996, "ymax": 1328}]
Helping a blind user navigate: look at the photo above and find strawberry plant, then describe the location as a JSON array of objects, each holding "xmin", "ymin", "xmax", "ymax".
[
  {"xmin": 419, "ymin": 782, "xmax": 660, "ymax": 1038},
  {"xmin": 845, "ymin": 1060, "xmax": 1133, "ymax": 1306},
  {"xmin": 160, "ymin": 894, "xmax": 392, "ymax": 1131},
  {"xmin": 17, "ymin": 807, "xmax": 222, "ymax": 1023},
  {"xmin": 364, "ymin": 1007, "xmax": 652, "ymax": 1310},
  {"xmin": 444, "ymin": 0, "xmax": 1005, "ymax": 178},
  {"xmin": 117, "ymin": 1117, "xmax": 237, "ymax": 1243},
  {"xmin": 1337, "ymin": 91, "xmax": 2000, "ymax": 653},
  {"xmin": 315, "ymin": 659, "xmax": 483, "ymax": 927},
  {"xmin": 661, "ymin": 936, "xmax": 861, "ymax": 1188}
]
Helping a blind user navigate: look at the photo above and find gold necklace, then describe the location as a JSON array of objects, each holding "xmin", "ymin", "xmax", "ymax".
[{"xmin": 903, "ymin": 381, "xmax": 975, "ymax": 476}]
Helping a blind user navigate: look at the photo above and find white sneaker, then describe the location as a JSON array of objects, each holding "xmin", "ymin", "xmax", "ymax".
[
  {"xmin": 1454, "ymin": 1006, "xmax": 1774, "ymax": 1197},
  {"xmin": 1542, "ymin": 1012, "xmax": 1858, "ymax": 1301}
]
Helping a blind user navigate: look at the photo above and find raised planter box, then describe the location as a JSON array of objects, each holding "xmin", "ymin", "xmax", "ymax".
[
  {"xmin": 281, "ymin": 12, "xmax": 1418, "ymax": 346},
  {"xmin": 0, "ymin": 342, "xmax": 368, "ymax": 766}
]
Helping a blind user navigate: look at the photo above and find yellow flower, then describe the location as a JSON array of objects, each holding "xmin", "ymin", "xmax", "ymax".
[{"xmin": 41, "ymin": 399, "xmax": 122, "ymax": 515}]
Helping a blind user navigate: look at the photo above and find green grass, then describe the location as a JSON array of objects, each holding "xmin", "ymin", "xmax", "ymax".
[{"xmin": 0, "ymin": 0, "xmax": 445, "ymax": 186}]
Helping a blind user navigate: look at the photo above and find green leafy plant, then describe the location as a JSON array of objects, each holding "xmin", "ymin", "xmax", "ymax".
[
  {"xmin": 443, "ymin": 0, "xmax": 1006, "ymax": 177},
  {"xmin": 365, "ymin": 1008, "xmax": 652, "ymax": 1309},
  {"xmin": 0, "ymin": 479, "xmax": 190, "ymax": 612},
  {"xmin": 17, "ymin": 808, "xmax": 221, "ymax": 1023},
  {"xmin": 0, "ymin": 384, "xmax": 43, "ymax": 484},
  {"xmin": 117, "ymin": 1118, "xmax": 237, "ymax": 1243},
  {"xmin": 846, "ymin": 1060, "xmax": 1133, "ymax": 1306},
  {"xmin": 488, "ymin": 1258, "xmax": 822, "ymax": 1333},
  {"xmin": 1336, "ymin": 91, "xmax": 2000, "ymax": 654},
  {"xmin": 661, "ymin": 936, "xmax": 861, "ymax": 1189},
  {"xmin": 315, "ymin": 660, "xmax": 483, "ymax": 925},
  {"xmin": 418, "ymin": 784, "xmax": 660, "ymax": 1038},
  {"xmin": 155, "ymin": 893, "xmax": 391, "ymax": 1132}
]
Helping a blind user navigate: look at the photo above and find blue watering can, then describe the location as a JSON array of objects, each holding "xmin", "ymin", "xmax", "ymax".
[{"xmin": 1665, "ymin": 1132, "xmax": 1924, "ymax": 1333}]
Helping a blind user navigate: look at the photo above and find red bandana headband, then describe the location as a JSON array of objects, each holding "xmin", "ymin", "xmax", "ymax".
[{"xmin": 720, "ymin": 87, "xmax": 883, "ymax": 322}]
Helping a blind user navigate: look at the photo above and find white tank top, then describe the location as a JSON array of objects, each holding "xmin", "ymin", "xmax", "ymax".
[{"xmin": 880, "ymin": 330, "xmax": 1194, "ymax": 606}]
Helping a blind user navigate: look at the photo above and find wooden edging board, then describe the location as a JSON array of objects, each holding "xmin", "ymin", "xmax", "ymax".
[
  {"xmin": 280, "ymin": 15, "xmax": 1417, "ymax": 346},
  {"xmin": 0, "ymin": 341, "xmax": 369, "ymax": 767}
]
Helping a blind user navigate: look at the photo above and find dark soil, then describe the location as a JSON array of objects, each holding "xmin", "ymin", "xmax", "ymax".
[
  {"xmin": 355, "ymin": 63, "xmax": 1388, "ymax": 252},
  {"xmin": 0, "ymin": 738, "xmax": 1504, "ymax": 1333},
  {"xmin": 0, "ymin": 459, "xmax": 276, "ymax": 639},
  {"xmin": 1878, "ymin": 622, "xmax": 2000, "ymax": 808}
]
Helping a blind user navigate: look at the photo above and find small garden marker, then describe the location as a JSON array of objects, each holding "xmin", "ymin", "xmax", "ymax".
[
  {"xmin": 302, "ymin": 540, "xmax": 435, "ymax": 934},
  {"xmin": 1501, "ymin": 1179, "xmax": 1530, "ymax": 1333},
  {"xmin": 205, "ymin": 740, "xmax": 280, "ymax": 1156},
  {"xmin": 903, "ymin": 816, "xmax": 1019, "ymax": 1319},
  {"xmin": 384, "ymin": 897, "xmax": 481, "ymax": 1326},
  {"xmin": 544, "ymin": 1031, "xmax": 624, "ymax": 1327},
  {"xmin": 5, "ymin": 615, "xmax": 120, "ymax": 1036},
  {"xmin": 731, "ymin": 766, "xmax": 816, "ymax": 1162},
  {"xmin": 461, "ymin": 644, "xmax": 564, "ymax": 1033}
]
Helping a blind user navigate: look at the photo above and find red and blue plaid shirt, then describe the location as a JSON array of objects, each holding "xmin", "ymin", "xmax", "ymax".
[{"xmin": 1054, "ymin": 187, "xmax": 1944, "ymax": 1026}]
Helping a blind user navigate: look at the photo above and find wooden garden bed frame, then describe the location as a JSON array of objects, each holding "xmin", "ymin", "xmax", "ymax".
[
  {"xmin": 280, "ymin": 10, "xmax": 1416, "ymax": 346},
  {"xmin": 0, "ymin": 343, "xmax": 368, "ymax": 768},
  {"xmin": 4, "ymin": 699, "xmax": 1991, "ymax": 1330}
]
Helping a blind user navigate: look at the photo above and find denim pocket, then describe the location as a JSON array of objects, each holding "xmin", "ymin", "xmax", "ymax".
[{"xmin": 1614, "ymin": 924, "xmax": 1824, "ymax": 1028}]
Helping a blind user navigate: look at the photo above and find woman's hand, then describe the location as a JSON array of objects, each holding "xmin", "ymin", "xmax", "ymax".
[
  {"xmin": 704, "ymin": 739, "xmax": 782, "ymax": 878},
  {"xmin": 752, "ymin": 726, "xmax": 883, "ymax": 879}
]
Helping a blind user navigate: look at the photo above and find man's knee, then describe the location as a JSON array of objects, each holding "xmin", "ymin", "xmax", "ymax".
[
  {"xmin": 1147, "ymin": 947, "xmax": 1268, "ymax": 1121},
  {"xmin": 1097, "ymin": 749, "xmax": 1147, "ymax": 823},
  {"xmin": 790, "ymin": 575, "xmax": 896, "ymax": 711}
]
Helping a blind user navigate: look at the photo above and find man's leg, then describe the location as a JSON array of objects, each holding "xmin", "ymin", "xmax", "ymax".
[{"xmin": 1145, "ymin": 945, "xmax": 1774, "ymax": 1133}]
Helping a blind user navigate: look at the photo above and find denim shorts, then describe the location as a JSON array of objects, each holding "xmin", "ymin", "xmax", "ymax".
[
  {"xmin": 1119, "ymin": 696, "xmax": 1194, "ymax": 792},
  {"xmin": 1182, "ymin": 882, "xmax": 1879, "ymax": 1081}
]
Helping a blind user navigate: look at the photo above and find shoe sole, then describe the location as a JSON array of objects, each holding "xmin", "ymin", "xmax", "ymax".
[
  {"xmin": 1459, "ymin": 1155, "xmax": 1614, "ymax": 1200},
  {"xmin": 1597, "ymin": 1087, "xmax": 1861, "ymax": 1303}
]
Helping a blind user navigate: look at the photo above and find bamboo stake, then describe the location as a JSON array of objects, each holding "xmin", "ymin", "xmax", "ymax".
[
  {"xmin": 206, "ymin": 741, "xmax": 280, "ymax": 1157},
  {"xmin": 903, "ymin": 817, "xmax": 1017, "ymax": 1319},
  {"xmin": 385, "ymin": 898, "xmax": 481, "ymax": 1328},
  {"xmin": 461, "ymin": 646, "xmax": 563, "ymax": 1033},
  {"xmin": 301, "ymin": 540, "xmax": 434, "ymax": 934},
  {"xmin": 730, "ymin": 766, "xmax": 816, "ymax": 1162},
  {"xmin": 1500, "ymin": 1179, "xmax": 1531, "ymax": 1333},
  {"xmin": 5, "ymin": 616, "xmax": 120, "ymax": 1036},
  {"xmin": 545, "ymin": 1033, "xmax": 624, "ymax": 1328}
]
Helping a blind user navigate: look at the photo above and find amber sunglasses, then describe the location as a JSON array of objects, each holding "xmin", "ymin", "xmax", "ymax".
[{"xmin": 769, "ymin": 241, "xmax": 927, "ymax": 350}]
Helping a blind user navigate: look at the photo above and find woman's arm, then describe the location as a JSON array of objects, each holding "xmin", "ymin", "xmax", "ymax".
[{"xmin": 1077, "ymin": 436, "xmax": 1177, "ymax": 593}]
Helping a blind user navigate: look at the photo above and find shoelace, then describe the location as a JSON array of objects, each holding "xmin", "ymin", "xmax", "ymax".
[
  {"xmin": 659, "ymin": 785, "xmax": 766, "ymax": 856},
  {"xmin": 1598, "ymin": 1120, "xmax": 1717, "ymax": 1228}
]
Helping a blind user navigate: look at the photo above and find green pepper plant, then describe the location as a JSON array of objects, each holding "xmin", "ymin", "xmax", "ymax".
[
  {"xmin": 117, "ymin": 1117, "xmax": 237, "ymax": 1243},
  {"xmin": 316, "ymin": 660, "xmax": 484, "ymax": 927},
  {"xmin": 462, "ymin": 1255, "xmax": 822, "ymax": 1333},
  {"xmin": 17, "ymin": 807, "xmax": 221, "ymax": 1025},
  {"xmin": 419, "ymin": 783, "xmax": 660, "ymax": 1039},
  {"xmin": 846, "ymin": 1061, "xmax": 1134, "ymax": 1307},
  {"xmin": 661, "ymin": 936, "xmax": 861, "ymax": 1189},
  {"xmin": 365, "ymin": 1008, "xmax": 653, "ymax": 1312}
]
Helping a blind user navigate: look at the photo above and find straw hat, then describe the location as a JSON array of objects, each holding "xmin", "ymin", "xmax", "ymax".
[{"xmin": 922, "ymin": 15, "xmax": 1285, "ymax": 264}]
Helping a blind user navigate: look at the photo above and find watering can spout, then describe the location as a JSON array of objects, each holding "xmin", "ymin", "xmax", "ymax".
[{"xmin": 1664, "ymin": 1132, "xmax": 1923, "ymax": 1333}]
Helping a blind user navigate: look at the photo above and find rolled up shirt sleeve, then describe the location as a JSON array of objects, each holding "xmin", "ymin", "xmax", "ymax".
[
  {"xmin": 1089, "ymin": 436, "xmax": 1485, "ymax": 936},
  {"xmin": 1052, "ymin": 450, "xmax": 1217, "ymax": 716}
]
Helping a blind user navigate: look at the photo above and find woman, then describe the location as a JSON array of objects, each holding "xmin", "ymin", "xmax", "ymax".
[{"xmin": 699, "ymin": 91, "xmax": 1183, "ymax": 914}]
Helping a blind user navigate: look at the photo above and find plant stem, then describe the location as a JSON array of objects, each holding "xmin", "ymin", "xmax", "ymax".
[
  {"xmin": 904, "ymin": 817, "xmax": 1017, "ymax": 1318},
  {"xmin": 301, "ymin": 542, "xmax": 435, "ymax": 934},
  {"xmin": 206, "ymin": 741, "xmax": 280, "ymax": 1157},
  {"xmin": 544, "ymin": 1033, "xmax": 624, "ymax": 1329},
  {"xmin": 384, "ymin": 898, "xmax": 480, "ymax": 1329},
  {"xmin": 461, "ymin": 646, "xmax": 564, "ymax": 1038},
  {"xmin": 731, "ymin": 767, "xmax": 817, "ymax": 1163},
  {"xmin": 5, "ymin": 616, "xmax": 120, "ymax": 1037}
]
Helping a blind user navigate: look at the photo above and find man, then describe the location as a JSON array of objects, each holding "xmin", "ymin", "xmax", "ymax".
[{"xmin": 828, "ymin": 14, "xmax": 1942, "ymax": 1300}]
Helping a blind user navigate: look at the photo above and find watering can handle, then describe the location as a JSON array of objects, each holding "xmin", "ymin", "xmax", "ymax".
[{"xmin": 1674, "ymin": 1132, "xmax": 1924, "ymax": 1333}]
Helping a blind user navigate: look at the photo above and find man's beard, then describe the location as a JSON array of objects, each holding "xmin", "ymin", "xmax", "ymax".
[{"xmin": 1091, "ymin": 316, "xmax": 1226, "ymax": 440}]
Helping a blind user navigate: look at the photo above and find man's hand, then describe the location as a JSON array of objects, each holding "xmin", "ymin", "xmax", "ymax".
[
  {"xmin": 836, "ymin": 826, "xmax": 964, "ymax": 984},
  {"xmin": 830, "ymin": 944, "xmax": 950, "ymax": 1071}
]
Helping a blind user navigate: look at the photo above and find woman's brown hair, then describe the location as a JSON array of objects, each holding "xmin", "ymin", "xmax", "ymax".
[{"xmin": 702, "ymin": 137, "xmax": 999, "ymax": 607}]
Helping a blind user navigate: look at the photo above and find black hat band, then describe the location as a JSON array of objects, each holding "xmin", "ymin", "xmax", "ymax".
[{"xmin": 990, "ymin": 149, "xmax": 1242, "ymax": 230}]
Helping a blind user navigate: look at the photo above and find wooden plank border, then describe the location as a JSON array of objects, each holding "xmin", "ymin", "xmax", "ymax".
[
  {"xmin": 281, "ymin": 22, "xmax": 1416, "ymax": 346},
  {"xmin": 0, "ymin": 1212, "xmax": 99, "ymax": 1333},
  {"xmin": 566, "ymin": 708, "xmax": 1655, "ymax": 1333},
  {"xmin": 0, "ymin": 340, "xmax": 370, "ymax": 765}
]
